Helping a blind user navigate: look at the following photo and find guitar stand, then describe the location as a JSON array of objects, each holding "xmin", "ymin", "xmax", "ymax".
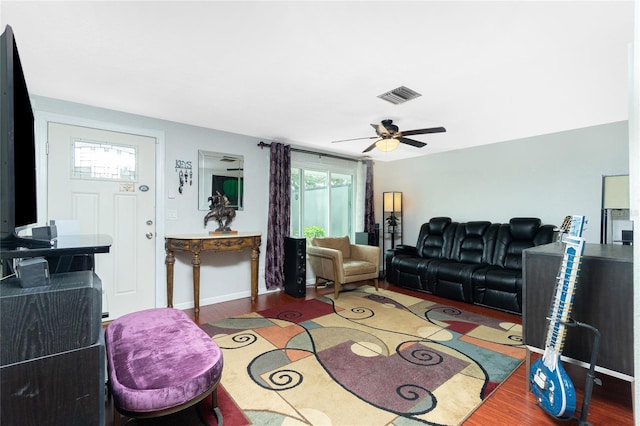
[{"xmin": 562, "ymin": 318, "xmax": 602, "ymax": 426}]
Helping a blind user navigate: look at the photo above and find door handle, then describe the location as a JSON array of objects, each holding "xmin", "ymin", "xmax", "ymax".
[{"xmin": 146, "ymin": 232, "xmax": 153, "ymax": 240}]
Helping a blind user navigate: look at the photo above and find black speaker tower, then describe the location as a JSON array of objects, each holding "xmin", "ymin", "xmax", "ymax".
[{"xmin": 284, "ymin": 237, "xmax": 306, "ymax": 298}]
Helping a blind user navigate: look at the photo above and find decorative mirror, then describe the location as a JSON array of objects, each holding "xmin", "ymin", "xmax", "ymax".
[{"xmin": 198, "ymin": 151, "xmax": 244, "ymax": 211}]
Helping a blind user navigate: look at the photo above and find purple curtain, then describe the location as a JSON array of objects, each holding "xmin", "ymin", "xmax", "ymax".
[
  {"xmin": 364, "ymin": 160, "xmax": 375, "ymax": 233},
  {"xmin": 265, "ymin": 142, "xmax": 291, "ymax": 290}
]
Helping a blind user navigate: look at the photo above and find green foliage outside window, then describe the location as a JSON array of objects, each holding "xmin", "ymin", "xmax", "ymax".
[{"xmin": 304, "ymin": 225, "xmax": 326, "ymax": 243}]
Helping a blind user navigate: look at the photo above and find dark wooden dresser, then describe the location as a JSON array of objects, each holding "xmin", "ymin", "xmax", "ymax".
[
  {"xmin": 522, "ymin": 242, "xmax": 633, "ymax": 380},
  {"xmin": 0, "ymin": 235, "xmax": 110, "ymax": 426},
  {"xmin": 0, "ymin": 271, "xmax": 105, "ymax": 425}
]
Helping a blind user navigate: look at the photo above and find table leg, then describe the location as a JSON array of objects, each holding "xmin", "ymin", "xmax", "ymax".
[
  {"xmin": 251, "ymin": 246, "xmax": 259, "ymax": 302},
  {"xmin": 165, "ymin": 249, "xmax": 175, "ymax": 308},
  {"xmin": 192, "ymin": 252, "xmax": 201, "ymax": 317}
]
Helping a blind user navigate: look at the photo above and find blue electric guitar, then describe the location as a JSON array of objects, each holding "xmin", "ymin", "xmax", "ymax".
[{"xmin": 529, "ymin": 215, "xmax": 586, "ymax": 419}]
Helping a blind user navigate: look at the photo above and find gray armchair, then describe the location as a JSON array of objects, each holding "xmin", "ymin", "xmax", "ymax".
[{"xmin": 306, "ymin": 236, "xmax": 380, "ymax": 298}]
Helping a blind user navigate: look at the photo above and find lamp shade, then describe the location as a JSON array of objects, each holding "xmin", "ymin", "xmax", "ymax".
[
  {"xmin": 383, "ymin": 191, "xmax": 402, "ymax": 212},
  {"xmin": 393, "ymin": 192, "xmax": 402, "ymax": 212},
  {"xmin": 603, "ymin": 175, "xmax": 629, "ymax": 209},
  {"xmin": 376, "ymin": 138, "xmax": 400, "ymax": 152}
]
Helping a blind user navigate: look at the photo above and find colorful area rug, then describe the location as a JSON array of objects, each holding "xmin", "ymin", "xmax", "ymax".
[{"xmin": 198, "ymin": 286, "xmax": 525, "ymax": 425}]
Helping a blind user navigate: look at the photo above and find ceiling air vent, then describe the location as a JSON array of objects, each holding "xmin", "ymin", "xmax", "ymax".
[{"xmin": 377, "ymin": 86, "xmax": 422, "ymax": 105}]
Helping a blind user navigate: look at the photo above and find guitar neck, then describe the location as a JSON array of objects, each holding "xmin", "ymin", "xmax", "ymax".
[
  {"xmin": 530, "ymin": 215, "xmax": 585, "ymax": 420},
  {"xmin": 544, "ymin": 236, "xmax": 585, "ymax": 356}
]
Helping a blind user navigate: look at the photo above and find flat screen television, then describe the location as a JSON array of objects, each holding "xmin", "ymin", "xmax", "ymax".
[{"xmin": 0, "ymin": 25, "xmax": 39, "ymax": 248}]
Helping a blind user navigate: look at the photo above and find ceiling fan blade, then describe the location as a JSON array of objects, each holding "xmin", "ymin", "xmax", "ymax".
[
  {"xmin": 400, "ymin": 126, "xmax": 446, "ymax": 137},
  {"xmin": 399, "ymin": 137, "xmax": 427, "ymax": 148},
  {"xmin": 362, "ymin": 140, "xmax": 379, "ymax": 153},
  {"xmin": 331, "ymin": 136, "xmax": 377, "ymax": 143}
]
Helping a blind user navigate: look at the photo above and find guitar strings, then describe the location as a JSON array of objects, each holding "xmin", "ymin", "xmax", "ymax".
[{"xmin": 543, "ymin": 251, "xmax": 584, "ymax": 354}]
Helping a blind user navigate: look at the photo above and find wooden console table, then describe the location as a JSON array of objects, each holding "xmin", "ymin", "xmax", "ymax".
[{"xmin": 165, "ymin": 232, "xmax": 261, "ymax": 316}]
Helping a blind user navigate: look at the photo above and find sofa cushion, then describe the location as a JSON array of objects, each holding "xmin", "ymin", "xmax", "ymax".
[
  {"xmin": 510, "ymin": 217, "xmax": 541, "ymax": 240},
  {"xmin": 480, "ymin": 288, "xmax": 521, "ymax": 313},
  {"xmin": 386, "ymin": 218, "xmax": 455, "ymax": 288},
  {"xmin": 493, "ymin": 218, "xmax": 543, "ymax": 268},
  {"xmin": 450, "ymin": 222, "xmax": 498, "ymax": 264},
  {"xmin": 312, "ymin": 236, "xmax": 351, "ymax": 258},
  {"xmin": 427, "ymin": 217, "xmax": 451, "ymax": 234},
  {"xmin": 392, "ymin": 256, "xmax": 436, "ymax": 292},
  {"xmin": 417, "ymin": 218, "xmax": 456, "ymax": 259}
]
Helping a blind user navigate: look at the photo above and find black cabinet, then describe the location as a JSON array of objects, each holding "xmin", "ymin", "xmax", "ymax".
[
  {"xmin": 523, "ymin": 243, "xmax": 633, "ymax": 378},
  {"xmin": 284, "ymin": 237, "xmax": 306, "ymax": 298},
  {"xmin": 0, "ymin": 271, "xmax": 105, "ymax": 425},
  {"xmin": 355, "ymin": 226, "xmax": 379, "ymax": 247},
  {"xmin": 0, "ymin": 234, "xmax": 111, "ymax": 276}
]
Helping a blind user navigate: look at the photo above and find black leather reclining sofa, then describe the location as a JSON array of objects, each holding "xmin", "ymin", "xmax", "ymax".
[{"xmin": 385, "ymin": 217, "xmax": 555, "ymax": 314}]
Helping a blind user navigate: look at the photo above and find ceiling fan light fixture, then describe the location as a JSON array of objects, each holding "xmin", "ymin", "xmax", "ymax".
[{"xmin": 376, "ymin": 138, "xmax": 400, "ymax": 152}]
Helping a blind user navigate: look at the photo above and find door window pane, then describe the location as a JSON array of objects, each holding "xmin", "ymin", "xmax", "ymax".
[{"xmin": 72, "ymin": 139, "xmax": 137, "ymax": 181}]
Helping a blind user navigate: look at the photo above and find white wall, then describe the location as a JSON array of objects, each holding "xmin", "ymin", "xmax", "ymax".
[
  {"xmin": 31, "ymin": 95, "xmax": 272, "ymax": 309},
  {"xmin": 160, "ymin": 125, "xmax": 271, "ymax": 308},
  {"xmin": 31, "ymin": 95, "xmax": 629, "ymax": 310},
  {"xmin": 629, "ymin": 0, "xmax": 639, "ymax": 421},
  {"xmin": 374, "ymin": 121, "xmax": 629, "ymax": 245}
]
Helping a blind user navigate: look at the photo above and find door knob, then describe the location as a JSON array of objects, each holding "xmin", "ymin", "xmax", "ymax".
[{"xmin": 146, "ymin": 232, "xmax": 153, "ymax": 240}]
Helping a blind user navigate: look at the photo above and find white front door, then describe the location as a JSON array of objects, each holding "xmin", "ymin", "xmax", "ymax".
[{"xmin": 47, "ymin": 122, "xmax": 157, "ymax": 320}]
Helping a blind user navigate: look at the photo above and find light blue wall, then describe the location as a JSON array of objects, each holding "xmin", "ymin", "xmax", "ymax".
[
  {"xmin": 31, "ymin": 95, "xmax": 272, "ymax": 308},
  {"xmin": 374, "ymin": 121, "xmax": 629, "ymax": 245},
  {"xmin": 31, "ymin": 95, "xmax": 629, "ymax": 305}
]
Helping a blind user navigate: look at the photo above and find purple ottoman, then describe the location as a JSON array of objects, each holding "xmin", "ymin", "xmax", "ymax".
[{"xmin": 105, "ymin": 308, "xmax": 223, "ymax": 425}]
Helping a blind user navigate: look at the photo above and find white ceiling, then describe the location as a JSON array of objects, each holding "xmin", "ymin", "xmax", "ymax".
[{"xmin": 1, "ymin": 1, "xmax": 634, "ymax": 162}]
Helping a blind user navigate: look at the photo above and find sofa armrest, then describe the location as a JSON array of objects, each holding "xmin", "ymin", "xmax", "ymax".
[
  {"xmin": 306, "ymin": 245, "xmax": 344, "ymax": 283},
  {"xmin": 349, "ymin": 244, "xmax": 381, "ymax": 268},
  {"xmin": 392, "ymin": 245, "xmax": 418, "ymax": 256},
  {"xmin": 307, "ymin": 245, "xmax": 343, "ymax": 262}
]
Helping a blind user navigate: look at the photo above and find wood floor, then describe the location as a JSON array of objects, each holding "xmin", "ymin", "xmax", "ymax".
[{"xmin": 187, "ymin": 279, "xmax": 634, "ymax": 425}]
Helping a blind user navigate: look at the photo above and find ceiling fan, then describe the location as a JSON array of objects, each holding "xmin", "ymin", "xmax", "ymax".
[{"xmin": 332, "ymin": 119, "xmax": 446, "ymax": 153}]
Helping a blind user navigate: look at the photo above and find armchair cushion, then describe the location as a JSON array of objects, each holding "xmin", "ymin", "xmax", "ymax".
[
  {"xmin": 343, "ymin": 259, "xmax": 377, "ymax": 276},
  {"xmin": 350, "ymin": 244, "xmax": 380, "ymax": 267},
  {"xmin": 312, "ymin": 236, "xmax": 351, "ymax": 258}
]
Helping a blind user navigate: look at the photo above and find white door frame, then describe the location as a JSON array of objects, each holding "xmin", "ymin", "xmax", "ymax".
[{"xmin": 34, "ymin": 111, "xmax": 167, "ymax": 308}]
